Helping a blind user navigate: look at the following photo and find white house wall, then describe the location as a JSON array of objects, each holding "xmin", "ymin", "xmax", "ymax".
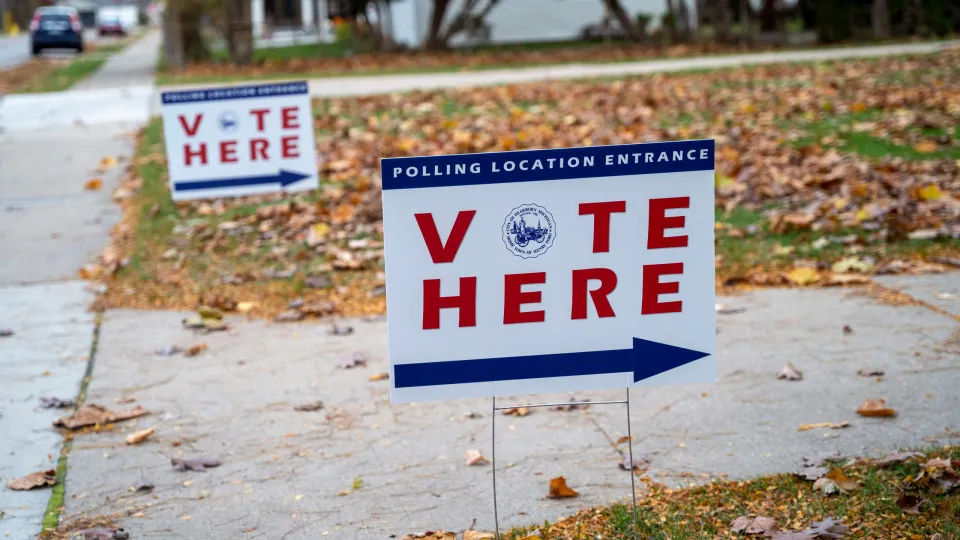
[{"xmin": 421, "ymin": 0, "xmax": 667, "ymax": 47}]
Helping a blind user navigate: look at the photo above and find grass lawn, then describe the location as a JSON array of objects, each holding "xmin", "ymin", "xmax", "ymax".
[
  {"xmin": 94, "ymin": 52, "xmax": 960, "ymax": 319},
  {"xmin": 13, "ymin": 54, "xmax": 109, "ymax": 93},
  {"xmin": 503, "ymin": 446, "xmax": 960, "ymax": 539}
]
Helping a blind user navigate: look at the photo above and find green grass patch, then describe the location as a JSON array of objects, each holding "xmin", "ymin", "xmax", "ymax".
[
  {"xmin": 16, "ymin": 54, "xmax": 108, "ymax": 93},
  {"xmin": 509, "ymin": 446, "xmax": 960, "ymax": 539}
]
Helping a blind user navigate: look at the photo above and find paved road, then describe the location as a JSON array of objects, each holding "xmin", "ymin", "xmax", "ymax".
[
  {"xmin": 60, "ymin": 281, "xmax": 960, "ymax": 538},
  {"xmin": 0, "ymin": 30, "xmax": 157, "ymax": 539}
]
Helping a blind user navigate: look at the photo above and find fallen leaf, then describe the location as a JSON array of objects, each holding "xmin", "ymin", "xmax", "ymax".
[
  {"xmin": 897, "ymin": 491, "xmax": 923, "ymax": 514},
  {"xmin": 294, "ymin": 400, "xmax": 325, "ymax": 412},
  {"xmin": 352, "ymin": 476, "xmax": 363, "ymax": 490},
  {"xmin": 857, "ymin": 367, "xmax": 885, "ymax": 377},
  {"xmin": 171, "ymin": 457, "xmax": 222, "ymax": 472},
  {"xmin": 462, "ymin": 532, "xmax": 495, "ymax": 540},
  {"xmin": 825, "ymin": 468, "xmax": 859, "ymax": 492},
  {"xmin": 197, "ymin": 306, "xmax": 224, "ymax": 320},
  {"xmin": 797, "ymin": 466, "xmax": 829, "ymax": 481},
  {"xmin": 913, "ymin": 141, "xmax": 938, "ymax": 153},
  {"xmin": 715, "ymin": 303, "xmax": 746, "ymax": 314},
  {"xmin": 201, "ymin": 317, "xmax": 228, "ymax": 332},
  {"xmin": 99, "ymin": 156, "xmax": 118, "ymax": 168},
  {"xmin": 84, "ymin": 178, "xmax": 103, "ymax": 190},
  {"xmin": 39, "ymin": 396, "xmax": 75, "ymax": 409},
  {"xmin": 368, "ymin": 372, "xmax": 389, "ymax": 381},
  {"xmin": 125, "ymin": 427, "xmax": 155, "ymax": 445},
  {"xmin": 915, "ymin": 183, "xmax": 942, "ymax": 201},
  {"xmin": 614, "ymin": 436, "xmax": 632, "ymax": 446},
  {"xmin": 337, "ymin": 352, "xmax": 367, "ymax": 369},
  {"xmin": 798, "ymin": 421, "xmax": 849, "ymax": 432},
  {"xmin": 236, "ymin": 301, "xmax": 259, "ymax": 313},
  {"xmin": 275, "ymin": 309, "xmax": 305, "ymax": 323},
  {"xmin": 802, "ymin": 451, "xmax": 844, "ymax": 467},
  {"xmin": 776, "ymin": 362, "xmax": 803, "ymax": 381},
  {"xmin": 78, "ymin": 528, "xmax": 129, "ymax": 540},
  {"xmin": 155, "ymin": 345, "xmax": 183, "ymax": 356},
  {"xmin": 329, "ymin": 324, "xmax": 354, "ymax": 336},
  {"xmin": 730, "ymin": 515, "xmax": 778, "ymax": 534},
  {"xmin": 813, "ymin": 476, "xmax": 839, "ymax": 496},
  {"xmin": 464, "ymin": 449, "xmax": 489, "ymax": 466},
  {"xmin": 551, "ymin": 398, "xmax": 590, "ymax": 411},
  {"xmin": 130, "ymin": 480, "xmax": 154, "ymax": 492},
  {"xmin": 0, "ymin": 329, "xmax": 13, "ymax": 337},
  {"xmin": 805, "ymin": 517, "xmax": 850, "ymax": 538},
  {"xmin": 547, "ymin": 476, "xmax": 578, "ymax": 498},
  {"xmin": 873, "ymin": 451, "xmax": 924, "ymax": 467},
  {"xmin": 54, "ymin": 404, "xmax": 149, "ymax": 429},
  {"xmin": 184, "ymin": 343, "xmax": 207, "ymax": 357},
  {"xmin": 619, "ymin": 455, "xmax": 651, "ymax": 472},
  {"xmin": 503, "ymin": 407, "xmax": 531, "ymax": 417},
  {"xmin": 856, "ymin": 398, "xmax": 897, "ymax": 417},
  {"xmin": 831, "ymin": 257, "xmax": 873, "ymax": 274},
  {"xmin": 6, "ymin": 469, "xmax": 56, "ymax": 490},
  {"xmin": 787, "ymin": 267, "xmax": 820, "ymax": 286}
]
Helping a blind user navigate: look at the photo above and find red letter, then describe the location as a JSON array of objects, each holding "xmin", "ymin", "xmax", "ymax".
[
  {"xmin": 641, "ymin": 263, "xmax": 683, "ymax": 315},
  {"xmin": 178, "ymin": 114, "xmax": 202, "ymax": 137},
  {"xmin": 219, "ymin": 140, "xmax": 237, "ymax": 163},
  {"xmin": 647, "ymin": 197, "xmax": 689, "ymax": 249},
  {"xmin": 579, "ymin": 201, "xmax": 626, "ymax": 253},
  {"xmin": 250, "ymin": 139, "xmax": 269, "ymax": 161},
  {"xmin": 250, "ymin": 109, "xmax": 270, "ymax": 131},
  {"xmin": 281, "ymin": 135, "xmax": 299, "ymax": 158},
  {"xmin": 183, "ymin": 143, "xmax": 207, "ymax": 166},
  {"xmin": 414, "ymin": 211, "xmax": 476, "ymax": 264},
  {"xmin": 571, "ymin": 268, "xmax": 617, "ymax": 320},
  {"xmin": 423, "ymin": 277, "xmax": 477, "ymax": 330},
  {"xmin": 503, "ymin": 272, "xmax": 546, "ymax": 325},
  {"xmin": 281, "ymin": 106, "xmax": 299, "ymax": 129}
]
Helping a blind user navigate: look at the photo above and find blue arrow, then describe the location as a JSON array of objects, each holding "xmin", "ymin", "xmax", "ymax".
[
  {"xmin": 174, "ymin": 169, "xmax": 310, "ymax": 192},
  {"xmin": 393, "ymin": 338, "xmax": 710, "ymax": 388}
]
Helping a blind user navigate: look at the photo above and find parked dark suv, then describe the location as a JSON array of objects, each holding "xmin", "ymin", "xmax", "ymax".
[{"xmin": 30, "ymin": 6, "xmax": 84, "ymax": 55}]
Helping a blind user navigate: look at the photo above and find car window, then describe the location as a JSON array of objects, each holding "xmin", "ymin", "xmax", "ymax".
[{"xmin": 39, "ymin": 13, "xmax": 72, "ymax": 22}]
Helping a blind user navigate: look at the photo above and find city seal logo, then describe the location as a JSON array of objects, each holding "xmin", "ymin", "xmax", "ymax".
[{"xmin": 502, "ymin": 204, "xmax": 556, "ymax": 259}]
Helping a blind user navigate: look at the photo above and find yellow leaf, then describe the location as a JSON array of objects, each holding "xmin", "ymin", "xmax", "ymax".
[
  {"xmin": 84, "ymin": 178, "xmax": 103, "ymax": 190},
  {"xmin": 913, "ymin": 141, "xmax": 938, "ymax": 154},
  {"xmin": 715, "ymin": 173, "xmax": 735, "ymax": 189},
  {"xmin": 915, "ymin": 184, "xmax": 942, "ymax": 201},
  {"xmin": 237, "ymin": 301, "xmax": 258, "ymax": 313},
  {"xmin": 787, "ymin": 267, "xmax": 820, "ymax": 286},
  {"xmin": 99, "ymin": 156, "xmax": 117, "ymax": 168},
  {"xmin": 855, "ymin": 208, "xmax": 869, "ymax": 222},
  {"xmin": 851, "ymin": 102, "xmax": 866, "ymax": 113},
  {"xmin": 311, "ymin": 222, "xmax": 330, "ymax": 239}
]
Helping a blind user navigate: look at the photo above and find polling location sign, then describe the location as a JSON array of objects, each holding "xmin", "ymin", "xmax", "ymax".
[
  {"xmin": 382, "ymin": 141, "xmax": 716, "ymax": 403},
  {"xmin": 160, "ymin": 81, "xmax": 318, "ymax": 201}
]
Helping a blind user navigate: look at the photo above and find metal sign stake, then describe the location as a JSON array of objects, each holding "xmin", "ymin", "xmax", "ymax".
[{"xmin": 489, "ymin": 389, "xmax": 640, "ymax": 539}]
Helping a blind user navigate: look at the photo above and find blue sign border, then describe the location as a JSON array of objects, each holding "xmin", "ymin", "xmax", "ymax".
[
  {"xmin": 380, "ymin": 139, "xmax": 714, "ymax": 191},
  {"xmin": 161, "ymin": 81, "xmax": 309, "ymax": 105}
]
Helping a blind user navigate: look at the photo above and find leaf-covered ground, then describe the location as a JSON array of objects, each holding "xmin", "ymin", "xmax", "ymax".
[
  {"xmin": 497, "ymin": 446, "xmax": 960, "ymax": 540},
  {"xmin": 94, "ymin": 52, "xmax": 960, "ymax": 318}
]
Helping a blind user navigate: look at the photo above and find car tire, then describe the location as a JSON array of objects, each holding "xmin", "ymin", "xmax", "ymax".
[
  {"xmin": 32, "ymin": 45, "xmax": 41, "ymax": 56},
  {"xmin": 76, "ymin": 43, "xmax": 84, "ymax": 54}
]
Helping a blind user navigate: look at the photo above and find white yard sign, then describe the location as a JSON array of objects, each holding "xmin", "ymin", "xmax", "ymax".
[
  {"xmin": 381, "ymin": 141, "xmax": 717, "ymax": 403},
  {"xmin": 160, "ymin": 82, "xmax": 318, "ymax": 201}
]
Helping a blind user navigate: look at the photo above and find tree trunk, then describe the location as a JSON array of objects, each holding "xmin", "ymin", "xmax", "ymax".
[
  {"xmin": 163, "ymin": 0, "xmax": 186, "ymax": 69},
  {"xmin": 601, "ymin": 0, "xmax": 642, "ymax": 41},
  {"xmin": 425, "ymin": 0, "xmax": 450, "ymax": 49},
  {"xmin": 718, "ymin": 0, "xmax": 733, "ymax": 42},
  {"xmin": 225, "ymin": 0, "xmax": 253, "ymax": 65},
  {"xmin": 871, "ymin": 0, "xmax": 890, "ymax": 39},
  {"xmin": 739, "ymin": 0, "xmax": 751, "ymax": 42},
  {"xmin": 178, "ymin": 0, "xmax": 210, "ymax": 63},
  {"xmin": 664, "ymin": 0, "xmax": 677, "ymax": 40}
]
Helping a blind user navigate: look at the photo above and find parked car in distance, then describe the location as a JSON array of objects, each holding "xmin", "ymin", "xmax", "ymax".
[
  {"xmin": 98, "ymin": 15, "xmax": 128, "ymax": 37},
  {"xmin": 30, "ymin": 6, "xmax": 84, "ymax": 55}
]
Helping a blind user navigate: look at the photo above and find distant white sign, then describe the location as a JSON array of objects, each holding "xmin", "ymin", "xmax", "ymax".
[
  {"xmin": 382, "ymin": 141, "xmax": 717, "ymax": 404},
  {"xmin": 160, "ymin": 82, "xmax": 318, "ymax": 201}
]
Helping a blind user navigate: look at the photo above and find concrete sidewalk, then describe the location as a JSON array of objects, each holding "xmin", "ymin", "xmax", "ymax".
[
  {"xmin": 74, "ymin": 30, "xmax": 161, "ymax": 91},
  {"xmin": 61, "ymin": 275, "xmax": 959, "ymax": 538}
]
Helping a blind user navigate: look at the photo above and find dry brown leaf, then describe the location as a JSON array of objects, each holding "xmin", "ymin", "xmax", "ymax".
[
  {"xmin": 464, "ymin": 449, "xmax": 489, "ymax": 466},
  {"xmin": 730, "ymin": 515, "xmax": 778, "ymax": 534},
  {"xmin": 368, "ymin": 372, "xmax": 389, "ymax": 381},
  {"xmin": 776, "ymin": 362, "xmax": 803, "ymax": 381},
  {"xmin": 184, "ymin": 343, "xmax": 207, "ymax": 357},
  {"xmin": 913, "ymin": 141, "xmax": 938, "ymax": 153},
  {"xmin": 857, "ymin": 367, "xmax": 885, "ymax": 377},
  {"xmin": 503, "ymin": 407, "xmax": 531, "ymax": 417},
  {"xmin": 547, "ymin": 476, "xmax": 578, "ymax": 498},
  {"xmin": 54, "ymin": 404, "xmax": 149, "ymax": 429},
  {"xmin": 125, "ymin": 427, "xmax": 155, "ymax": 445},
  {"xmin": 84, "ymin": 178, "xmax": 103, "ymax": 190},
  {"xmin": 797, "ymin": 421, "xmax": 849, "ymax": 432},
  {"xmin": 462, "ymin": 532, "xmax": 495, "ymax": 540},
  {"xmin": 856, "ymin": 399, "xmax": 897, "ymax": 417},
  {"xmin": 825, "ymin": 468, "xmax": 859, "ymax": 492},
  {"xmin": 6, "ymin": 469, "xmax": 56, "ymax": 490}
]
